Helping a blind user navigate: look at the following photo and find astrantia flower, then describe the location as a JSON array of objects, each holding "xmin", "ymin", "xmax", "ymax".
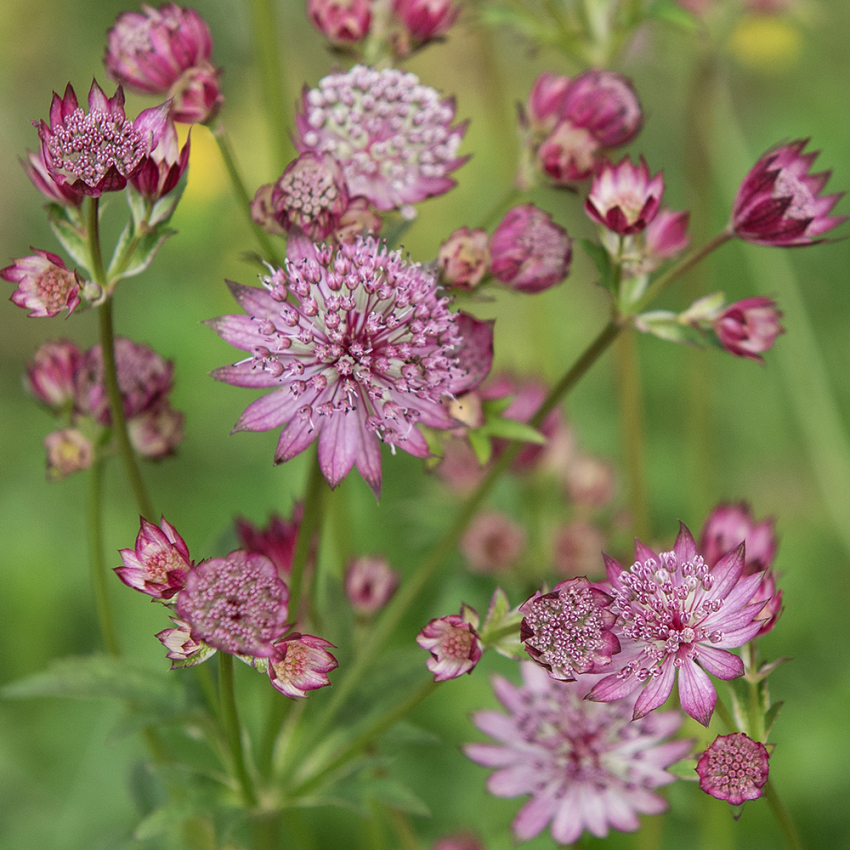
[
  {"xmin": 588, "ymin": 523, "xmax": 765, "ymax": 726},
  {"xmin": 116, "ymin": 516, "xmax": 191, "ymax": 599},
  {"xmin": 35, "ymin": 81, "xmax": 169, "ymax": 197},
  {"xmin": 345, "ymin": 555, "xmax": 399, "ymax": 616},
  {"xmin": 296, "ymin": 65, "xmax": 467, "ymax": 210},
  {"xmin": 438, "ymin": 227, "xmax": 490, "ymax": 290},
  {"xmin": 461, "ymin": 511, "xmax": 526, "ymax": 574},
  {"xmin": 713, "ymin": 297, "xmax": 784, "ymax": 363},
  {"xmin": 393, "ymin": 0, "xmax": 460, "ymax": 42},
  {"xmin": 268, "ymin": 633, "xmax": 338, "ymax": 698},
  {"xmin": 700, "ymin": 502, "xmax": 777, "ymax": 575},
  {"xmin": 105, "ymin": 3, "xmax": 223, "ymax": 124},
  {"xmin": 21, "ymin": 147, "xmax": 84, "ymax": 206},
  {"xmin": 129, "ymin": 116, "xmax": 190, "ymax": 203},
  {"xmin": 537, "ymin": 120, "xmax": 600, "ymax": 183},
  {"xmin": 490, "ymin": 204, "xmax": 572, "ymax": 293},
  {"xmin": 465, "ymin": 662, "xmax": 691, "ymax": 845},
  {"xmin": 417, "ymin": 605, "xmax": 483, "ymax": 681},
  {"xmin": 696, "ymin": 733, "xmax": 770, "ymax": 805},
  {"xmin": 585, "ymin": 156, "xmax": 664, "ymax": 235},
  {"xmin": 44, "ymin": 428, "xmax": 94, "ymax": 480},
  {"xmin": 176, "ymin": 551, "xmax": 290, "ymax": 657},
  {"xmin": 519, "ymin": 577, "xmax": 619, "ymax": 680},
  {"xmin": 127, "ymin": 402, "xmax": 184, "ymax": 458},
  {"xmin": 156, "ymin": 616, "xmax": 215, "ymax": 667},
  {"xmin": 731, "ymin": 139, "xmax": 846, "ymax": 246},
  {"xmin": 235, "ymin": 507, "xmax": 304, "ymax": 578},
  {"xmin": 25, "ymin": 339, "xmax": 82, "ymax": 410},
  {"xmin": 308, "ymin": 0, "xmax": 373, "ymax": 45},
  {"xmin": 3, "ymin": 250, "xmax": 82, "ymax": 318},
  {"xmin": 561, "ymin": 69, "xmax": 643, "ymax": 149},
  {"xmin": 208, "ymin": 235, "xmax": 462, "ymax": 496}
]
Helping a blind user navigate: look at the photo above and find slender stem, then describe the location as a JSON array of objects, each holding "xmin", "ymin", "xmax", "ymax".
[
  {"xmin": 87, "ymin": 457, "xmax": 120, "ymax": 656},
  {"xmin": 218, "ymin": 653, "xmax": 258, "ymax": 808},
  {"xmin": 248, "ymin": 0, "xmax": 294, "ymax": 171},
  {"xmin": 613, "ymin": 327, "xmax": 651, "ymax": 540},
  {"xmin": 289, "ymin": 680, "xmax": 438, "ymax": 796},
  {"xmin": 292, "ymin": 320, "xmax": 622, "ymax": 764},
  {"xmin": 211, "ymin": 125, "xmax": 285, "ymax": 267},
  {"xmin": 98, "ymin": 298, "xmax": 156, "ymax": 521},
  {"xmin": 87, "ymin": 196, "xmax": 107, "ymax": 285},
  {"xmin": 633, "ymin": 229, "xmax": 734, "ymax": 314},
  {"xmin": 763, "ymin": 781, "xmax": 805, "ymax": 850},
  {"xmin": 289, "ymin": 450, "xmax": 327, "ymax": 626}
]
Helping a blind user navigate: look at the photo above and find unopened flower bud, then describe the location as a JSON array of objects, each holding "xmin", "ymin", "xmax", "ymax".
[
  {"xmin": 25, "ymin": 340, "xmax": 82, "ymax": 410},
  {"xmin": 713, "ymin": 297, "xmax": 784, "ymax": 363},
  {"xmin": 461, "ymin": 511, "xmax": 526, "ymax": 573},
  {"xmin": 308, "ymin": 0, "xmax": 373, "ymax": 44},
  {"xmin": 44, "ymin": 428, "xmax": 94, "ymax": 480},
  {"xmin": 585, "ymin": 156, "xmax": 664, "ymax": 236},
  {"xmin": 561, "ymin": 69, "xmax": 643, "ymax": 148},
  {"xmin": 438, "ymin": 227, "xmax": 490, "ymax": 290},
  {"xmin": 268, "ymin": 633, "xmax": 338, "ymax": 698},
  {"xmin": 417, "ymin": 607, "xmax": 483, "ymax": 681},
  {"xmin": 393, "ymin": 0, "xmax": 460, "ymax": 42},
  {"xmin": 345, "ymin": 555, "xmax": 399, "ymax": 615},
  {"xmin": 3, "ymin": 250, "xmax": 82, "ymax": 318}
]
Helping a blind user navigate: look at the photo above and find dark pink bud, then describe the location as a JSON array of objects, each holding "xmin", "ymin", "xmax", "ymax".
[
  {"xmin": 130, "ymin": 118, "xmax": 190, "ymax": 202},
  {"xmin": 731, "ymin": 139, "xmax": 846, "ymax": 246},
  {"xmin": 490, "ymin": 204, "xmax": 572, "ymax": 293},
  {"xmin": 700, "ymin": 502, "xmax": 778, "ymax": 573},
  {"xmin": 308, "ymin": 0, "xmax": 373, "ymax": 44},
  {"xmin": 525, "ymin": 72, "xmax": 572, "ymax": 131},
  {"xmin": 393, "ymin": 0, "xmax": 460, "ymax": 42},
  {"xmin": 25, "ymin": 339, "xmax": 83, "ymax": 410},
  {"xmin": 561, "ymin": 69, "xmax": 643, "ymax": 148},
  {"xmin": 21, "ymin": 147, "xmax": 84, "ymax": 206},
  {"xmin": 235, "ymin": 506, "xmax": 306, "ymax": 578},
  {"xmin": 585, "ymin": 156, "xmax": 664, "ymax": 235},
  {"xmin": 447, "ymin": 312, "xmax": 495, "ymax": 395},
  {"xmin": 714, "ymin": 297, "xmax": 784, "ymax": 362},
  {"xmin": 3, "ymin": 249, "xmax": 82, "ymax": 318}
]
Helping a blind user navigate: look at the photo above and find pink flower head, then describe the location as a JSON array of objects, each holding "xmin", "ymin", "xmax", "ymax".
[
  {"xmin": 731, "ymin": 139, "xmax": 846, "ymax": 246},
  {"xmin": 208, "ymin": 236, "xmax": 462, "ymax": 497},
  {"xmin": 74, "ymin": 337, "xmax": 175, "ymax": 424},
  {"xmin": 588, "ymin": 524, "xmax": 766, "ymax": 726},
  {"xmin": 585, "ymin": 156, "xmax": 664, "ymax": 235},
  {"xmin": 156, "ymin": 616, "xmax": 213, "ymax": 666},
  {"xmin": 465, "ymin": 662, "xmax": 692, "ymax": 845},
  {"xmin": 235, "ymin": 507, "xmax": 304, "ymax": 578},
  {"xmin": 296, "ymin": 66, "xmax": 467, "ymax": 210},
  {"xmin": 449, "ymin": 312, "xmax": 494, "ymax": 396},
  {"xmin": 519, "ymin": 577, "xmax": 620, "ymax": 680},
  {"xmin": 713, "ymin": 297, "xmax": 784, "ymax": 363},
  {"xmin": 525, "ymin": 72, "xmax": 571, "ymax": 133},
  {"xmin": 35, "ymin": 81, "xmax": 169, "ymax": 197},
  {"xmin": 565, "ymin": 453, "xmax": 616, "ymax": 508},
  {"xmin": 537, "ymin": 120, "xmax": 600, "ymax": 183},
  {"xmin": 268, "ymin": 633, "xmax": 338, "ymax": 698},
  {"xmin": 460, "ymin": 511, "xmax": 526, "ymax": 574},
  {"xmin": 345, "ymin": 555, "xmax": 400, "ymax": 615},
  {"xmin": 700, "ymin": 502, "xmax": 777, "ymax": 575},
  {"xmin": 393, "ymin": 0, "xmax": 460, "ymax": 42},
  {"xmin": 308, "ymin": 0, "xmax": 373, "ymax": 44},
  {"xmin": 552, "ymin": 520, "xmax": 607, "ymax": 578},
  {"xmin": 176, "ymin": 551, "xmax": 290, "ymax": 657},
  {"xmin": 127, "ymin": 402, "xmax": 185, "ymax": 458},
  {"xmin": 417, "ymin": 606, "xmax": 483, "ymax": 681},
  {"xmin": 490, "ymin": 204, "xmax": 572, "ymax": 293},
  {"xmin": 116, "ymin": 516, "xmax": 191, "ymax": 599},
  {"xmin": 438, "ymin": 227, "xmax": 490, "ymax": 290},
  {"xmin": 25, "ymin": 339, "xmax": 83, "ymax": 410},
  {"xmin": 696, "ymin": 733, "xmax": 770, "ymax": 805},
  {"xmin": 44, "ymin": 428, "xmax": 93, "ymax": 480},
  {"xmin": 253, "ymin": 152, "xmax": 351, "ymax": 242},
  {"xmin": 639, "ymin": 207, "xmax": 691, "ymax": 273},
  {"xmin": 561, "ymin": 69, "xmax": 643, "ymax": 148},
  {"xmin": 105, "ymin": 3, "xmax": 223, "ymax": 124},
  {"xmin": 21, "ymin": 147, "xmax": 84, "ymax": 206},
  {"xmin": 129, "ymin": 116, "xmax": 190, "ymax": 202},
  {"xmin": 3, "ymin": 249, "xmax": 82, "ymax": 318}
]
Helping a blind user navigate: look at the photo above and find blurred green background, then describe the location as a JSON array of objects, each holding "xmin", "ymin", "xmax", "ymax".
[{"xmin": 2, "ymin": 0, "xmax": 850, "ymax": 848}]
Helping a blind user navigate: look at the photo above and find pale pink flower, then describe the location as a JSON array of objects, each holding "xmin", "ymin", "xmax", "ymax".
[
  {"xmin": 537, "ymin": 120, "xmax": 600, "ymax": 183},
  {"xmin": 44, "ymin": 428, "xmax": 94, "ymax": 480},
  {"xmin": 235, "ymin": 507, "xmax": 305, "ymax": 578},
  {"xmin": 116, "ymin": 516, "xmax": 191, "ymax": 599},
  {"xmin": 127, "ymin": 402, "xmax": 184, "ymax": 458},
  {"xmin": 296, "ymin": 66, "xmax": 467, "ymax": 210},
  {"xmin": 105, "ymin": 3, "xmax": 223, "ymax": 124},
  {"xmin": 417, "ymin": 606, "xmax": 483, "ymax": 681},
  {"xmin": 519, "ymin": 577, "xmax": 619, "ymax": 680},
  {"xmin": 308, "ymin": 0, "xmax": 373, "ymax": 44},
  {"xmin": 156, "ymin": 616, "xmax": 214, "ymax": 667},
  {"xmin": 713, "ymin": 297, "xmax": 784, "ymax": 363},
  {"xmin": 460, "ymin": 511, "xmax": 526, "ymax": 574},
  {"xmin": 588, "ymin": 524, "xmax": 765, "ymax": 726},
  {"xmin": 489, "ymin": 204, "xmax": 572, "ymax": 293},
  {"xmin": 696, "ymin": 733, "xmax": 770, "ymax": 805},
  {"xmin": 438, "ymin": 227, "xmax": 490, "ymax": 290},
  {"xmin": 3, "ymin": 249, "xmax": 82, "ymax": 318},
  {"xmin": 176, "ymin": 551, "xmax": 290, "ymax": 657},
  {"xmin": 25, "ymin": 339, "xmax": 82, "ymax": 410},
  {"xmin": 21, "ymin": 147, "xmax": 84, "ymax": 206},
  {"xmin": 585, "ymin": 156, "xmax": 664, "ymax": 235},
  {"xmin": 208, "ymin": 236, "xmax": 462, "ymax": 496},
  {"xmin": 731, "ymin": 139, "xmax": 845, "ymax": 246},
  {"xmin": 465, "ymin": 662, "xmax": 691, "ymax": 845},
  {"xmin": 700, "ymin": 502, "xmax": 777, "ymax": 574},
  {"xmin": 268, "ymin": 633, "xmax": 338, "ymax": 698},
  {"xmin": 393, "ymin": 0, "xmax": 460, "ymax": 42},
  {"xmin": 552, "ymin": 520, "xmax": 607, "ymax": 578},
  {"xmin": 565, "ymin": 453, "xmax": 616, "ymax": 508},
  {"xmin": 129, "ymin": 116, "xmax": 190, "ymax": 202},
  {"xmin": 35, "ymin": 81, "xmax": 169, "ymax": 197},
  {"xmin": 345, "ymin": 555, "xmax": 399, "ymax": 615}
]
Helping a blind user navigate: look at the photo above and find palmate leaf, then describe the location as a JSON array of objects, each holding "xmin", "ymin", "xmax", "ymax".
[
  {"xmin": 0, "ymin": 653, "xmax": 185, "ymax": 711},
  {"xmin": 47, "ymin": 202, "xmax": 92, "ymax": 273}
]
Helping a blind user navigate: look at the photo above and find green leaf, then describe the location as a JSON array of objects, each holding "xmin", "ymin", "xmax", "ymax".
[
  {"xmin": 467, "ymin": 428, "xmax": 492, "ymax": 465},
  {"xmin": 0, "ymin": 653, "xmax": 184, "ymax": 711},
  {"xmin": 149, "ymin": 166, "xmax": 189, "ymax": 228},
  {"xmin": 47, "ymin": 203, "xmax": 92, "ymax": 273},
  {"xmin": 125, "ymin": 183, "xmax": 150, "ymax": 230},
  {"xmin": 646, "ymin": 0, "xmax": 700, "ymax": 30},
  {"xmin": 579, "ymin": 238, "xmax": 615, "ymax": 295},
  {"xmin": 483, "ymin": 417, "xmax": 546, "ymax": 445},
  {"xmin": 109, "ymin": 226, "xmax": 176, "ymax": 283},
  {"xmin": 635, "ymin": 310, "xmax": 707, "ymax": 345},
  {"xmin": 763, "ymin": 700, "xmax": 784, "ymax": 741}
]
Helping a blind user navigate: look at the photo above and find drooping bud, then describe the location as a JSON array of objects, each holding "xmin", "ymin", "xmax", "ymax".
[{"xmin": 713, "ymin": 297, "xmax": 784, "ymax": 363}]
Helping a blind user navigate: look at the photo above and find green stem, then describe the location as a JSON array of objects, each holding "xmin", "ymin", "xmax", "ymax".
[
  {"xmin": 87, "ymin": 196, "xmax": 107, "ymax": 285},
  {"xmin": 98, "ymin": 298, "xmax": 156, "ymax": 521},
  {"xmin": 211, "ymin": 125, "xmax": 285, "ymax": 267},
  {"xmin": 87, "ymin": 457, "xmax": 120, "ymax": 656},
  {"xmin": 290, "ymin": 320, "xmax": 622, "ymax": 766},
  {"xmin": 763, "ymin": 781, "xmax": 805, "ymax": 850},
  {"xmin": 613, "ymin": 327, "xmax": 651, "ymax": 540},
  {"xmin": 218, "ymin": 653, "xmax": 258, "ymax": 808},
  {"xmin": 248, "ymin": 0, "xmax": 293, "ymax": 171},
  {"xmin": 289, "ymin": 680, "xmax": 438, "ymax": 796}
]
